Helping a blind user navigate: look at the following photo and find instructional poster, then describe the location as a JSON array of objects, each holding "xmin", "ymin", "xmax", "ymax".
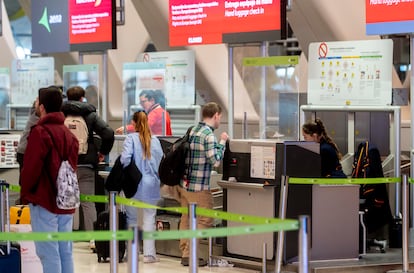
[
  {"xmin": 137, "ymin": 50, "xmax": 195, "ymax": 107},
  {"xmin": 0, "ymin": 134, "xmax": 19, "ymax": 168},
  {"xmin": 11, "ymin": 57, "xmax": 55, "ymax": 105},
  {"xmin": 0, "ymin": 68, "xmax": 10, "ymax": 129},
  {"xmin": 123, "ymin": 62, "xmax": 166, "ymax": 116},
  {"xmin": 307, "ymin": 39, "xmax": 393, "ymax": 106},
  {"xmin": 250, "ymin": 145, "xmax": 276, "ymax": 179}
]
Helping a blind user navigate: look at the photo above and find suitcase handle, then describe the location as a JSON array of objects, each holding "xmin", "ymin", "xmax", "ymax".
[
  {"xmin": 0, "ymin": 180, "xmax": 9, "ymax": 189},
  {"xmin": 0, "ymin": 180, "xmax": 11, "ymax": 254}
]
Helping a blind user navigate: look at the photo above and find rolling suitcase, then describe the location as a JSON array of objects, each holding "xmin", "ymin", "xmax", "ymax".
[
  {"xmin": 94, "ymin": 210, "xmax": 127, "ymax": 263},
  {"xmin": 10, "ymin": 205, "xmax": 30, "ymax": 225},
  {"xmin": 0, "ymin": 180, "xmax": 22, "ymax": 273},
  {"xmin": 389, "ymin": 216, "xmax": 402, "ymax": 248}
]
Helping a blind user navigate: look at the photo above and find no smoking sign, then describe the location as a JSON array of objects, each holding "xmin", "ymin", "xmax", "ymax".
[{"xmin": 318, "ymin": 42, "xmax": 328, "ymax": 58}]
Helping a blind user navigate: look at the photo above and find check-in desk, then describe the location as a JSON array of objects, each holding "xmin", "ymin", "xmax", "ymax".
[{"xmin": 218, "ymin": 139, "xmax": 359, "ymax": 263}]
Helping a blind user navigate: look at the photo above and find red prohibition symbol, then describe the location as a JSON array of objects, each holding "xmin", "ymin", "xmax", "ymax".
[
  {"xmin": 143, "ymin": 53, "xmax": 150, "ymax": 62},
  {"xmin": 318, "ymin": 42, "xmax": 328, "ymax": 58}
]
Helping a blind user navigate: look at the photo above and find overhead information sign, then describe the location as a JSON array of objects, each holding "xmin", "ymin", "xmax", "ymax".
[
  {"xmin": 169, "ymin": 0, "xmax": 285, "ymax": 46},
  {"xmin": 366, "ymin": 0, "xmax": 414, "ymax": 35},
  {"xmin": 31, "ymin": 0, "xmax": 116, "ymax": 53}
]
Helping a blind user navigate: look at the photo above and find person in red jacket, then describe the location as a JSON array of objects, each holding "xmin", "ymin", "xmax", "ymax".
[
  {"xmin": 116, "ymin": 90, "xmax": 172, "ymax": 136},
  {"xmin": 20, "ymin": 86, "xmax": 79, "ymax": 273}
]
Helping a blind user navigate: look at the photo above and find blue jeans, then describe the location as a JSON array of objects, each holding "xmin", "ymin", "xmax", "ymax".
[
  {"xmin": 29, "ymin": 204, "xmax": 74, "ymax": 273},
  {"xmin": 125, "ymin": 202, "xmax": 157, "ymax": 257}
]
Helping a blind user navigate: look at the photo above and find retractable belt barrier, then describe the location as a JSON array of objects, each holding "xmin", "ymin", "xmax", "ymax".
[
  {"xmin": 3, "ymin": 185, "xmax": 298, "ymax": 242},
  {"xmin": 288, "ymin": 177, "xmax": 400, "ymax": 185},
  {"xmin": 289, "ymin": 175, "xmax": 412, "ymax": 273},
  {"xmin": 5, "ymin": 177, "xmax": 402, "ymax": 242},
  {"xmin": 4, "ymin": 177, "xmax": 406, "ymax": 273}
]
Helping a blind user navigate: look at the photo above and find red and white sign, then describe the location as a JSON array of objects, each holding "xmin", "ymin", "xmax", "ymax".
[
  {"xmin": 366, "ymin": 0, "xmax": 414, "ymax": 35},
  {"xmin": 169, "ymin": 0, "xmax": 282, "ymax": 46},
  {"xmin": 69, "ymin": 0, "xmax": 113, "ymax": 45}
]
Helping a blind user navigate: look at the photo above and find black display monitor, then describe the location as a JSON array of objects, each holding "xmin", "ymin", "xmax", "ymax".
[
  {"xmin": 31, "ymin": 0, "xmax": 117, "ymax": 54},
  {"xmin": 31, "ymin": 0, "xmax": 70, "ymax": 53}
]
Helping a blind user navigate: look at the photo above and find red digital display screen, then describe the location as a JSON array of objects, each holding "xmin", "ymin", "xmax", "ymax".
[
  {"xmin": 169, "ymin": 0, "xmax": 285, "ymax": 46},
  {"xmin": 69, "ymin": 0, "xmax": 116, "ymax": 51},
  {"xmin": 69, "ymin": 0, "xmax": 113, "ymax": 44},
  {"xmin": 68, "ymin": 0, "xmax": 116, "ymax": 51},
  {"xmin": 366, "ymin": 0, "xmax": 414, "ymax": 35}
]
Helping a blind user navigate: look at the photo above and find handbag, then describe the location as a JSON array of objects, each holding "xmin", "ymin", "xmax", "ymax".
[
  {"xmin": 122, "ymin": 157, "xmax": 142, "ymax": 198},
  {"xmin": 105, "ymin": 156, "xmax": 124, "ymax": 193},
  {"xmin": 105, "ymin": 155, "xmax": 142, "ymax": 198}
]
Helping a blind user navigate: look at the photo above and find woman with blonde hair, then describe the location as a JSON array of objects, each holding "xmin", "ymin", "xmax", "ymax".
[{"xmin": 120, "ymin": 111, "xmax": 163, "ymax": 263}]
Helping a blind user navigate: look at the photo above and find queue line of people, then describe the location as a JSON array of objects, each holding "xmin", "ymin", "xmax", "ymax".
[
  {"xmin": 17, "ymin": 85, "xmax": 346, "ymax": 272},
  {"xmin": 17, "ymin": 85, "xmax": 228, "ymax": 272}
]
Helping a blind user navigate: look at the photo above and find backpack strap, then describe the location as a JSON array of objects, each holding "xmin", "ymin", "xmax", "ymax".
[
  {"xmin": 42, "ymin": 125, "xmax": 68, "ymax": 161},
  {"xmin": 41, "ymin": 125, "xmax": 66, "ymax": 194},
  {"xmin": 83, "ymin": 112, "xmax": 96, "ymax": 144},
  {"xmin": 184, "ymin": 125, "xmax": 195, "ymax": 176}
]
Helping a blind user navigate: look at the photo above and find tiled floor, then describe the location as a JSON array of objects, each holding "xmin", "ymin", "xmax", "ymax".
[
  {"xmin": 74, "ymin": 242, "xmax": 413, "ymax": 273},
  {"xmin": 73, "ymin": 241, "xmax": 414, "ymax": 273},
  {"xmin": 73, "ymin": 242, "xmax": 258, "ymax": 273}
]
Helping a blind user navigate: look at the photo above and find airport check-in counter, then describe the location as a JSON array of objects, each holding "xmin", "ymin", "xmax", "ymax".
[{"xmin": 218, "ymin": 139, "xmax": 359, "ymax": 263}]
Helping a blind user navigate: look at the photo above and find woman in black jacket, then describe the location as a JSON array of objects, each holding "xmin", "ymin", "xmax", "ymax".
[{"xmin": 302, "ymin": 118, "xmax": 346, "ymax": 178}]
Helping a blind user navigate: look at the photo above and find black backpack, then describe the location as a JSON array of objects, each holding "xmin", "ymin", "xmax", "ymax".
[
  {"xmin": 352, "ymin": 141, "xmax": 392, "ymax": 233},
  {"xmin": 158, "ymin": 126, "xmax": 193, "ymax": 186},
  {"xmin": 352, "ymin": 141, "xmax": 384, "ymax": 178}
]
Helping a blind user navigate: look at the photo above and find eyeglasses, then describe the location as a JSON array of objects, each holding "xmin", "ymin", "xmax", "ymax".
[{"xmin": 140, "ymin": 99, "xmax": 148, "ymax": 105}]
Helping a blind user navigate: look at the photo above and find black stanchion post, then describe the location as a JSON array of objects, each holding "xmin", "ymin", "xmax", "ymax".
[
  {"xmin": 109, "ymin": 191, "xmax": 119, "ymax": 273},
  {"xmin": 128, "ymin": 225, "xmax": 140, "ymax": 273},
  {"xmin": 189, "ymin": 203, "xmax": 198, "ymax": 273},
  {"xmin": 298, "ymin": 215, "xmax": 310, "ymax": 273}
]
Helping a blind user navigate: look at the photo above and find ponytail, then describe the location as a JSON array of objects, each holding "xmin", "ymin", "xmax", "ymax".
[
  {"xmin": 133, "ymin": 111, "xmax": 152, "ymax": 159},
  {"xmin": 314, "ymin": 119, "xmax": 342, "ymax": 159},
  {"xmin": 303, "ymin": 118, "xmax": 342, "ymax": 160}
]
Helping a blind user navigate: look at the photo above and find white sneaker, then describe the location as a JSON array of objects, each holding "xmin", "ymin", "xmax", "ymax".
[
  {"xmin": 143, "ymin": 255, "xmax": 160, "ymax": 263},
  {"xmin": 89, "ymin": 240, "xmax": 96, "ymax": 251}
]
